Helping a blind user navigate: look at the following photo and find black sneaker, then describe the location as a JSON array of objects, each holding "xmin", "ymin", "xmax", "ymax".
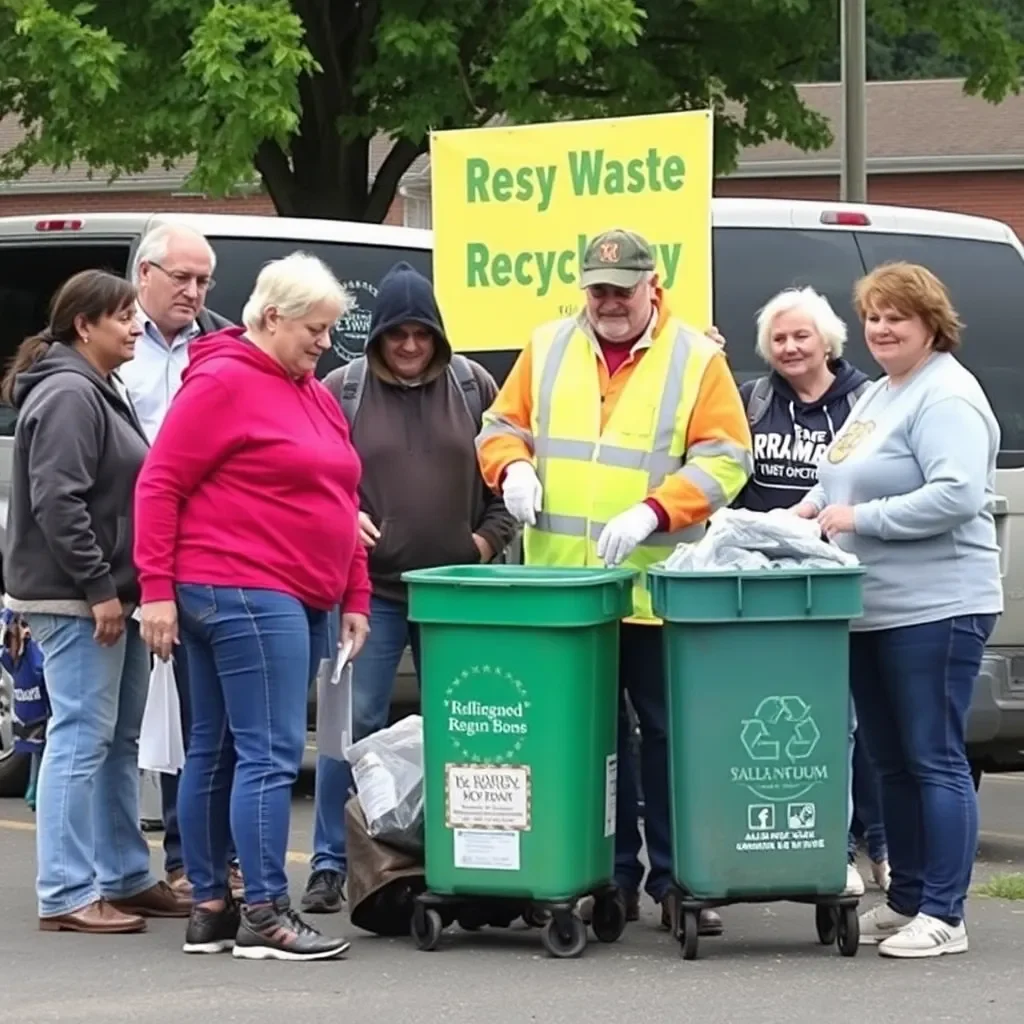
[
  {"xmin": 300, "ymin": 869, "xmax": 345, "ymax": 915},
  {"xmin": 183, "ymin": 898, "xmax": 242, "ymax": 955},
  {"xmin": 232, "ymin": 898, "xmax": 350, "ymax": 962}
]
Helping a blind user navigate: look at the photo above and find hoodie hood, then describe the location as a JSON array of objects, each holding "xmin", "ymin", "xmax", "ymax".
[
  {"xmin": 767, "ymin": 357, "xmax": 868, "ymax": 411},
  {"xmin": 12, "ymin": 341, "xmax": 132, "ymax": 414},
  {"xmin": 365, "ymin": 262, "xmax": 450, "ymax": 384},
  {"xmin": 181, "ymin": 326, "xmax": 320, "ymax": 386}
]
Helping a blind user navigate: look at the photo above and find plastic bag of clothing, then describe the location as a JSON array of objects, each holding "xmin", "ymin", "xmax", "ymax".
[
  {"xmin": 663, "ymin": 507, "xmax": 859, "ymax": 572},
  {"xmin": 345, "ymin": 795, "xmax": 425, "ymax": 936},
  {"xmin": 346, "ymin": 714, "xmax": 424, "ymax": 854}
]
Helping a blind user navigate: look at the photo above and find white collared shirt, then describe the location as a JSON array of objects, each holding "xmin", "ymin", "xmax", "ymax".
[{"xmin": 119, "ymin": 304, "xmax": 201, "ymax": 442}]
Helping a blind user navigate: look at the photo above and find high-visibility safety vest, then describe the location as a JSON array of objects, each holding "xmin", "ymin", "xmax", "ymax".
[{"xmin": 523, "ymin": 317, "xmax": 746, "ymax": 624}]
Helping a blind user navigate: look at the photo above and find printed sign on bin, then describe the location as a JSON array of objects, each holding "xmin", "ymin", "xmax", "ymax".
[
  {"xmin": 731, "ymin": 694, "xmax": 830, "ymax": 855},
  {"xmin": 430, "ymin": 110, "xmax": 714, "ymax": 352}
]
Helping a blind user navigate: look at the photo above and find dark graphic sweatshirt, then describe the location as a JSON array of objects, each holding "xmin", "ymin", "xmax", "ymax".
[
  {"xmin": 734, "ymin": 358, "xmax": 872, "ymax": 512},
  {"xmin": 323, "ymin": 262, "xmax": 518, "ymax": 603}
]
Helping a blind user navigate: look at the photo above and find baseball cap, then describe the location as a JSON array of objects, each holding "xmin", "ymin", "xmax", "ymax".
[{"xmin": 580, "ymin": 228, "xmax": 656, "ymax": 289}]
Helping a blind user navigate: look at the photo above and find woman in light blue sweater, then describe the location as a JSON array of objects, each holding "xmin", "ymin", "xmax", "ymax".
[{"xmin": 794, "ymin": 262, "xmax": 1002, "ymax": 961}]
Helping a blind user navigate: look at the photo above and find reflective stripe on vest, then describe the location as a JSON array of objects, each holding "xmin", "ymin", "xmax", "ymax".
[{"xmin": 523, "ymin": 317, "xmax": 721, "ymax": 623}]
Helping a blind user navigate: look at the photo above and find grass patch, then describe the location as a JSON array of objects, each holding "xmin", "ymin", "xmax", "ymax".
[{"xmin": 976, "ymin": 873, "xmax": 1024, "ymax": 900}]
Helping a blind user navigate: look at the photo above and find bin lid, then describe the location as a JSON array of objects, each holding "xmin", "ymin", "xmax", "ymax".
[{"xmin": 402, "ymin": 565, "xmax": 636, "ymax": 588}]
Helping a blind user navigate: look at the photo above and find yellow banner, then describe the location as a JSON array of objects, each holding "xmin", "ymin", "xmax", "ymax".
[{"xmin": 429, "ymin": 110, "xmax": 713, "ymax": 352}]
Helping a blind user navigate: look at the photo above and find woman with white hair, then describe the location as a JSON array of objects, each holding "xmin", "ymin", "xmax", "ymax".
[
  {"xmin": 729, "ymin": 286, "xmax": 888, "ymax": 897},
  {"xmin": 134, "ymin": 251, "xmax": 370, "ymax": 962},
  {"xmin": 735, "ymin": 287, "xmax": 872, "ymax": 513}
]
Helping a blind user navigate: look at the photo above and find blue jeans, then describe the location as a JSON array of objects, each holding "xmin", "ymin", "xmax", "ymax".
[
  {"xmin": 176, "ymin": 586, "xmax": 329, "ymax": 905},
  {"xmin": 311, "ymin": 595, "xmax": 420, "ymax": 875},
  {"xmin": 26, "ymin": 614, "xmax": 155, "ymax": 918},
  {"xmin": 614, "ymin": 624, "xmax": 672, "ymax": 902},
  {"xmin": 849, "ymin": 614, "xmax": 996, "ymax": 925},
  {"xmin": 160, "ymin": 644, "xmax": 236, "ymax": 874}
]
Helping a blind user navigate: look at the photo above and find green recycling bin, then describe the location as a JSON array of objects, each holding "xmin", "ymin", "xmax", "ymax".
[
  {"xmin": 646, "ymin": 565, "xmax": 865, "ymax": 961},
  {"xmin": 402, "ymin": 563, "xmax": 635, "ymax": 958}
]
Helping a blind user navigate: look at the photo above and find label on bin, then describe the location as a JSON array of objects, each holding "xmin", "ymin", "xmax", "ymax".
[
  {"xmin": 730, "ymin": 694, "xmax": 831, "ymax": 855},
  {"xmin": 444, "ymin": 666, "xmax": 530, "ymax": 763},
  {"xmin": 453, "ymin": 829, "xmax": 520, "ymax": 871},
  {"xmin": 445, "ymin": 763, "xmax": 531, "ymax": 830},
  {"xmin": 604, "ymin": 755, "xmax": 617, "ymax": 837}
]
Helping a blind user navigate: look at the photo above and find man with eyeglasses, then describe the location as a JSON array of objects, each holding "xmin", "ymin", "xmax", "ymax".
[
  {"xmin": 477, "ymin": 228, "xmax": 752, "ymax": 937},
  {"xmin": 120, "ymin": 221, "xmax": 236, "ymax": 902}
]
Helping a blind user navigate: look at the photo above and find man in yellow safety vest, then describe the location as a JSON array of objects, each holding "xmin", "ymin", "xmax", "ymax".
[{"xmin": 476, "ymin": 228, "xmax": 753, "ymax": 934}]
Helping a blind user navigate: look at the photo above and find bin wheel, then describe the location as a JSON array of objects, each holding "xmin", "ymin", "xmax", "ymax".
[
  {"xmin": 836, "ymin": 905, "xmax": 859, "ymax": 957},
  {"xmin": 591, "ymin": 892, "xmax": 628, "ymax": 944},
  {"xmin": 411, "ymin": 907, "xmax": 443, "ymax": 951},
  {"xmin": 679, "ymin": 910, "xmax": 700, "ymax": 961},
  {"xmin": 815, "ymin": 904, "xmax": 838, "ymax": 945},
  {"xmin": 457, "ymin": 914, "xmax": 482, "ymax": 932},
  {"xmin": 541, "ymin": 914, "xmax": 587, "ymax": 959}
]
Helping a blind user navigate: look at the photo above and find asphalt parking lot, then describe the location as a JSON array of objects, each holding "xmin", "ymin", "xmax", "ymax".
[{"xmin": 1, "ymin": 774, "xmax": 1023, "ymax": 1024}]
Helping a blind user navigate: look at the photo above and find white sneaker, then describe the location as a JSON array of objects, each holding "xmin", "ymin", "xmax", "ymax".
[
  {"xmin": 858, "ymin": 902, "xmax": 913, "ymax": 945},
  {"xmin": 877, "ymin": 913, "xmax": 968, "ymax": 959},
  {"xmin": 843, "ymin": 862, "xmax": 866, "ymax": 897}
]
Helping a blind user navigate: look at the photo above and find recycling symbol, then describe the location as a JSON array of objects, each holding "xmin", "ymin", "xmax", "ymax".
[{"xmin": 741, "ymin": 696, "xmax": 820, "ymax": 764}]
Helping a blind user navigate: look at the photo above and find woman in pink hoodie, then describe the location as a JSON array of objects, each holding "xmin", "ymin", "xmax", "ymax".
[{"xmin": 134, "ymin": 252, "xmax": 370, "ymax": 963}]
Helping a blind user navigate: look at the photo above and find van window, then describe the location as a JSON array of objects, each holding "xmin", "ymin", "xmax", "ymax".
[
  {"xmin": 856, "ymin": 233, "xmax": 1024, "ymax": 463},
  {"xmin": 712, "ymin": 227, "xmax": 869, "ymax": 386},
  {"xmin": 0, "ymin": 240, "xmax": 132, "ymax": 434},
  {"xmin": 205, "ymin": 236, "xmax": 433, "ymax": 379}
]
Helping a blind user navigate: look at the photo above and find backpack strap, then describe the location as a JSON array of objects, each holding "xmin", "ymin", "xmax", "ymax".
[
  {"xmin": 847, "ymin": 378, "xmax": 871, "ymax": 413},
  {"xmin": 338, "ymin": 358, "xmax": 368, "ymax": 425},
  {"xmin": 448, "ymin": 354, "xmax": 483, "ymax": 427},
  {"xmin": 744, "ymin": 376, "xmax": 774, "ymax": 428}
]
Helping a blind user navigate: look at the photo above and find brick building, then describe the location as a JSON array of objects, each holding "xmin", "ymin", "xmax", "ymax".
[{"xmin": 2, "ymin": 78, "xmax": 1022, "ymax": 236}]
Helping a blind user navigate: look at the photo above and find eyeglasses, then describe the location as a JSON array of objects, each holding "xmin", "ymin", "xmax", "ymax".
[{"xmin": 148, "ymin": 261, "xmax": 216, "ymax": 292}]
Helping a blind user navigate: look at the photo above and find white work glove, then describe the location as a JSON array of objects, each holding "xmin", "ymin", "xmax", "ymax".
[
  {"xmin": 502, "ymin": 460, "xmax": 543, "ymax": 526},
  {"xmin": 597, "ymin": 503, "xmax": 659, "ymax": 567}
]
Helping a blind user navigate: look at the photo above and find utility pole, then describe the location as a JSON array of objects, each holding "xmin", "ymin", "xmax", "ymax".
[{"xmin": 840, "ymin": 0, "xmax": 867, "ymax": 202}]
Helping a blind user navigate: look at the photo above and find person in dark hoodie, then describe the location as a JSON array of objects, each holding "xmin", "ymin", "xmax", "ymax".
[
  {"xmin": 730, "ymin": 284, "xmax": 890, "ymax": 897},
  {"xmin": 2, "ymin": 269, "xmax": 191, "ymax": 934},
  {"xmin": 301, "ymin": 261, "xmax": 518, "ymax": 915}
]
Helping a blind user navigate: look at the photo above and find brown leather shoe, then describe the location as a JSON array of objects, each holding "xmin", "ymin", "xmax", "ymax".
[
  {"xmin": 40, "ymin": 899, "xmax": 147, "ymax": 934},
  {"xmin": 107, "ymin": 881, "xmax": 191, "ymax": 918},
  {"xmin": 167, "ymin": 869, "xmax": 193, "ymax": 898}
]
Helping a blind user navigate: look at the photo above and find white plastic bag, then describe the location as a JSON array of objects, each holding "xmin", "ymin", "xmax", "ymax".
[
  {"xmin": 346, "ymin": 714, "xmax": 424, "ymax": 853},
  {"xmin": 316, "ymin": 640, "xmax": 354, "ymax": 763},
  {"xmin": 663, "ymin": 508, "xmax": 859, "ymax": 572},
  {"xmin": 138, "ymin": 657, "xmax": 185, "ymax": 774}
]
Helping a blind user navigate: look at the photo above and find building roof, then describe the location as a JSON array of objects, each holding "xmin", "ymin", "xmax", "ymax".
[
  {"xmin": 732, "ymin": 78, "xmax": 1024, "ymax": 176},
  {"xmin": 1, "ymin": 78, "xmax": 1020, "ymax": 195}
]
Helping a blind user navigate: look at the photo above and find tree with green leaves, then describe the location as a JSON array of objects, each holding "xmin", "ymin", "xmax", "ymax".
[{"xmin": 0, "ymin": 0, "xmax": 1021, "ymax": 223}]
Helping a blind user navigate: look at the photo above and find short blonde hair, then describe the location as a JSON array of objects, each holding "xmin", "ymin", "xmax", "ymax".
[
  {"xmin": 241, "ymin": 252, "xmax": 352, "ymax": 332},
  {"xmin": 854, "ymin": 261, "xmax": 963, "ymax": 352},
  {"xmin": 755, "ymin": 286, "xmax": 848, "ymax": 362}
]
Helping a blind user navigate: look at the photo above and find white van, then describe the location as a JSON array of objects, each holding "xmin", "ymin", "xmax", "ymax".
[{"xmin": 0, "ymin": 200, "xmax": 1022, "ymax": 795}]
